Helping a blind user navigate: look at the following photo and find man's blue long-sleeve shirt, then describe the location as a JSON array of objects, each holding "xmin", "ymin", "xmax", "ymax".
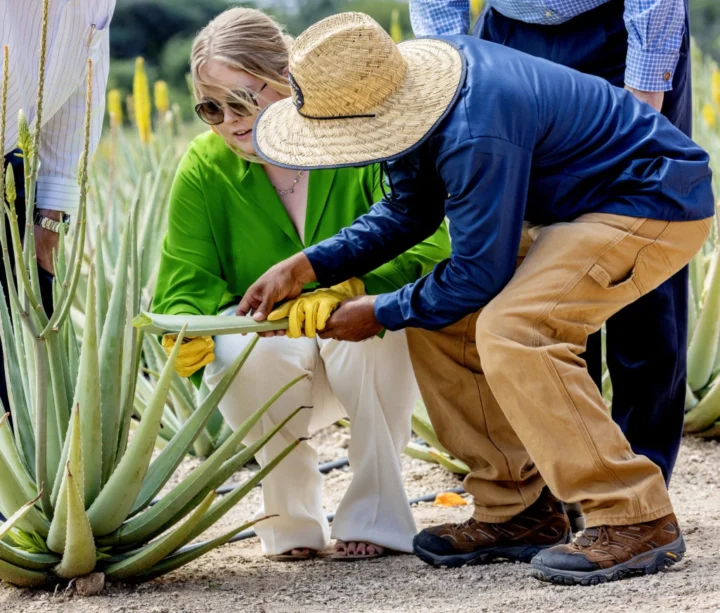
[
  {"xmin": 409, "ymin": 0, "xmax": 685, "ymax": 92},
  {"xmin": 303, "ymin": 36, "xmax": 713, "ymax": 332}
]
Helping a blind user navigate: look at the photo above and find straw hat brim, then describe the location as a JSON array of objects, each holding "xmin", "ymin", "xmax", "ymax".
[{"xmin": 253, "ymin": 38, "xmax": 465, "ymax": 170}]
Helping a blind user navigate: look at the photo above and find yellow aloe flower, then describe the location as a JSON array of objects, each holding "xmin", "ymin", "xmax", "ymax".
[
  {"xmin": 702, "ymin": 102, "xmax": 716, "ymax": 129},
  {"xmin": 154, "ymin": 80, "xmax": 170, "ymax": 114},
  {"xmin": 107, "ymin": 89, "xmax": 123, "ymax": 127},
  {"xmin": 133, "ymin": 57, "xmax": 152, "ymax": 144},
  {"xmin": 470, "ymin": 0, "xmax": 485, "ymax": 23},
  {"xmin": 712, "ymin": 68, "xmax": 720, "ymax": 106},
  {"xmin": 390, "ymin": 9, "xmax": 403, "ymax": 43}
]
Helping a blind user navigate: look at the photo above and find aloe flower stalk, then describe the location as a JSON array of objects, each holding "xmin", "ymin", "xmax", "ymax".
[
  {"xmin": 389, "ymin": 9, "xmax": 403, "ymax": 43},
  {"xmin": 154, "ymin": 80, "xmax": 170, "ymax": 114},
  {"xmin": 107, "ymin": 88, "xmax": 123, "ymax": 127},
  {"xmin": 133, "ymin": 57, "xmax": 152, "ymax": 145}
]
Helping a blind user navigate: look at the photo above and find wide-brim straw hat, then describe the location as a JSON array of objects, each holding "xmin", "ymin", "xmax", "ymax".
[{"xmin": 253, "ymin": 12, "xmax": 465, "ymax": 169}]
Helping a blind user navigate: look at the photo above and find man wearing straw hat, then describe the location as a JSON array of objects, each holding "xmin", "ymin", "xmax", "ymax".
[
  {"xmin": 239, "ymin": 13, "xmax": 714, "ymax": 584},
  {"xmin": 410, "ymin": 0, "xmax": 692, "ymax": 502}
]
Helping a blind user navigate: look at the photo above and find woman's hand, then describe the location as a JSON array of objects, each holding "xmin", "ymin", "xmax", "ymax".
[
  {"xmin": 237, "ymin": 252, "xmax": 317, "ymax": 337},
  {"xmin": 317, "ymin": 295, "xmax": 383, "ymax": 342}
]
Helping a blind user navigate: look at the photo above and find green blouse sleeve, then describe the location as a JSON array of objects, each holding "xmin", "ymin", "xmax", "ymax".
[
  {"xmin": 360, "ymin": 164, "xmax": 451, "ymax": 296},
  {"xmin": 152, "ymin": 147, "xmax": 228, "ymax": 317}
]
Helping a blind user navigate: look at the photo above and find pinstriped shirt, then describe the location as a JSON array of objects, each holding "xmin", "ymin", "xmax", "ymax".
[
  {"xmin": 409, "ymin": 0, "xmax": 685, "ymax": 93},
  {"xmin": 1, "ymin": 0, "xmax": 115, "ymax": 213}
]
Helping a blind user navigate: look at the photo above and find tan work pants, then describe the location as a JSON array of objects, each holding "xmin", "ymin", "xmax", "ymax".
[{"xmin": 407, "ymin": 213, "xmax": 712, "ymax": 528}]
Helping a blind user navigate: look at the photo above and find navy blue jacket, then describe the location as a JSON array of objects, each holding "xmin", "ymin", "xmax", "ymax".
[{"xmin": 303, "ymin": 36, "xmax": 715, "ymax": 331}]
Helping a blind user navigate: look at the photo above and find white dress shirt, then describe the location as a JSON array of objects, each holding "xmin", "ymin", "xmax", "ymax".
[{"xmin": 1, "ymin": 0, "xmax": 115, "ymax": 213}]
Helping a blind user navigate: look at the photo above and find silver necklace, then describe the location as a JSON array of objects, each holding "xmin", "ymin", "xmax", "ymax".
[{"xmin": 274, "ymin": 170, "xmax": 305, "ymax": 196}]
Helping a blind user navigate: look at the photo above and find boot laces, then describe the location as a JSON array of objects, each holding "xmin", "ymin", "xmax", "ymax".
[{"xmin": 575, "ymin": 526, "xmax": 610, "ymax": 548}]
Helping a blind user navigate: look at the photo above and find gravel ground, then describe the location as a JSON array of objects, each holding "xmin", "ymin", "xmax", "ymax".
[{"xmin": 1, "ymin": 429, "xmax": 719, "ymax": 613}]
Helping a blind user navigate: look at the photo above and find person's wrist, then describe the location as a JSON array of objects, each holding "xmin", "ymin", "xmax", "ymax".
[
  {"xmin": 37, "ymin": 208, "xmax": 66, "ymax": 221},
  {"xmin": 293, "ymin": 252, "xmax": 318, "ymax": 285}
]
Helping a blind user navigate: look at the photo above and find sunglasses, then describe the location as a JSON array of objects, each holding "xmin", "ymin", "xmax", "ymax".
[{"xmin": 195, "ymin": 83, "xmax": 268, "ymax": 125}]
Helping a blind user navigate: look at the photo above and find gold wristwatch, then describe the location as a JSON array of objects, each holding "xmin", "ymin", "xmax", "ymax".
[{"xmin": 34, "ymin": 211, "xmax": 71, "ymax": 235}]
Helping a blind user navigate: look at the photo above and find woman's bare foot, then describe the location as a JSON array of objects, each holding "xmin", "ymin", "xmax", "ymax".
[
  {"xmin": 266, "ymin": 548, "xmax": 316, "ymax": 561},
  {"xmin": 332, "ymin": 540, "xmax": 386, "ymax": 560}
]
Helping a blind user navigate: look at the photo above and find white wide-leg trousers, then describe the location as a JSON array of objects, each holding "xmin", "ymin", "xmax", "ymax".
[{"xmin": 203, "ymin": 327, "xmax": 418, "ymax": 555}]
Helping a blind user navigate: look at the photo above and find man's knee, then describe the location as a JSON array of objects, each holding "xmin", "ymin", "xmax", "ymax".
[{"xmin": 475, "ymin": 303, "xmax": 531, "ymax": 375}]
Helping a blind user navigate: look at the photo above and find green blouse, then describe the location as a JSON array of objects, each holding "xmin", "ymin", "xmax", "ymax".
[{"xmin": 153, "ymin": 131, "xmax": 450, "ymax": 318}]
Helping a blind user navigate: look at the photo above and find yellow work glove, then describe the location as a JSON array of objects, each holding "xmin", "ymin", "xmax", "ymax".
[
  {"xmin": 161, "ymin": 334, "xmax": 215, "ymax": 378},
  {"xmin": 267, "ymin": 278, "xmax": 365, "ymax": 338}
]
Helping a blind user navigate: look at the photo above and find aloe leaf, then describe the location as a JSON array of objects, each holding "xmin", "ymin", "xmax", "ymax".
[
  {"xmin": 129, "ymin": 334, "xmax": 256, "ymax": 515},
  {"xmin": 129, "ymin": 407, "xmax": 306, "ymax": 548},
  {"xmin": 31, "ymin": 337, "xmax": 51, "ymax": 518},
  {"xmin": 183, "ymin": 437, "xmax": 303, "ymax": 544},
  {"xmin": 0, "ymin": 559, "xmax": 49, "ymax": 587},
  {"xmin": 104, "ymin": 490, "xmax": 216, "ymax": 581},
  {"xmin": 62, "ymin": 318, "xmax": 79, "ymax": 408},
  {"xmin": 94, "ymin": 225, "xmax": 109, "ymax": 337},
  {"xmin": 133, "ymin": 312, "xmax": 289, "ymax": 336},
  {"xmin": 0, "ymin": 492, "xmax": 42, "ymax": 541},
  {"xmin": 687, "ymin": 282, "xmax": 698, "ymax": 347},
  {"xmin": 685, "ymin": 383, "xmax": 699, "ymax": 412},
  {"xmin": 684, "ymin": 378, "xmax": 720, "ymax": 434},
  {"xmin": 105, "ymin": 383, "xmax": 306, "ymax": 547},
  {"xmin": 115, "ymin": 329, "xmax": 143, "ymax": 467},
  {"xmin": 128, "ymin": 517, "xmax": 267, "ymax": 583},
  {"xmin": 428, "ymin": 449, "xmax": 470, "ymax": 475},
  {"xmin": 47, "ymin": 407, "xmax": 83, "ymax": 553},
  {"xmin": 87, "ymin": 325, "xmax": 186, "ymax": 536},
  {"xmin": 0, "ymin": 539, "xmax": 59, "ymax": 571},
  {"xmin": 689, "ymin": 251, "xmax": 704, "ymax": 310},
  {"xmin": 0, "ymin": 451, "xmax": 48, "ymax": 536},
  {"xmin": 696, "ymin": 421, "xmax": 720, "ymax": 438},
  {"xmin": 687, "ymin": 245, "xmax": 720, "ymax": 390},
  {"xmin": 71, "ymin": 267, "xmax": 103, "ymax": 505},
  {"xmin": 98, "ymin": 200, "xmax": 133, "ymax": 483},
  {"xmin": 43, "ymin": 369, "xmax": 61, "ymax": 500},
  {"xmin": 403, "ymin": 441, "xmax": 437, "ymax": 464},
  {"xmin": 116, "ymin": 203, "xmax": 141, "ymax": 468},
  {"xmin": 0, "ymin": 286, "xmax": 34, "ymax": 472},
  {"xmin": 45, "ymin": 332, "xmax": 70, "ymax": 450},
  {"xmin": 54, "ymin": 466, "xmax": 96, "ymax": 579},
  {"xmin": 0, "ymin": 413, "xmax": 36, "ymax": 500},
  {"xmin": 411, "ymin": 407, "xmax": 451, "ymax": 456}
]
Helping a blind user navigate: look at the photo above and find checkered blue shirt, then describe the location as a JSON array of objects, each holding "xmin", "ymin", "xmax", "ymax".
[{"xmin": 409, "ymin": 0, "xmax": 685, "ymax": 92}]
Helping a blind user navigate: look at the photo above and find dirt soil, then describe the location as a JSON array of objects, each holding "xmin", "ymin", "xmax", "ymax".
[{"xmin": 1, "ymin": 428, "xmax": 719, "ymax": 613}]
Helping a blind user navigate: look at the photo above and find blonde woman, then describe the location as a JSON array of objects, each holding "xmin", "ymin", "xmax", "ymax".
[{"xmin": 153, "ymin": 8, "xmax": 450, "ymax": 561}]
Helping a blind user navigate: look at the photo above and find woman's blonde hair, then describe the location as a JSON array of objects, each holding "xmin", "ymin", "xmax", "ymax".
[{"xmin": 191, "ymin": 7, "xmax": 292, "ymax": 159}]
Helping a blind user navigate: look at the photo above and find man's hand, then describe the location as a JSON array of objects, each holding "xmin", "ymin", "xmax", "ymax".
[
  {"xmin": 237, "ymin": 252, "xmax": 318, "ymax": 336},
  {"xmin": 34, "ymin": 209, "xmax": 63, "ymax": 275},
  {"xmin": 625, "ymin": 86, "xmax": 664, "ymax": 112},
  {"xmin": 318, "ymin": 295, "xmax": 383, "ymax": 342}
]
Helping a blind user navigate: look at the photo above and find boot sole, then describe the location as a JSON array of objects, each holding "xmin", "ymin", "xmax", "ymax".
[
  {"xmin": 413, "ymin": 532, "xmax": 571, "ymax": 569},
  {"xmin": 530, "ymin": 535, "xmax": 686, "ymax": 586}
]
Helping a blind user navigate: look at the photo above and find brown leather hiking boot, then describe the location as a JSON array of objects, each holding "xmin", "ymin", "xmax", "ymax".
[
  {"xmin": 413, "ymin": 488, "xmax": 570, "ymax": 568},
  {"xmin": 531, "ymin": 512, "xmax": 685, "ymax": 585}
]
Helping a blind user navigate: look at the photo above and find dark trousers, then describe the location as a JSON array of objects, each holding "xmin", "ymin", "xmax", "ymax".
[
  {"xmin": 475, "ymin": 0, "xmax": 692, "ymax": 483},
  {"xmin": 1, "ymin": 151, "xmax": 55, "ymax": 415}
]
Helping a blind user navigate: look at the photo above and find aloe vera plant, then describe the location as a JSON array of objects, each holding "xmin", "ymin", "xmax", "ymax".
[
  {"xmin": 0, "ymin": 3, "xmax": 301, "ymax": 587},
  {"xmin": 683, "ymin": 48, "xmax": 720, "ymax": 437}
]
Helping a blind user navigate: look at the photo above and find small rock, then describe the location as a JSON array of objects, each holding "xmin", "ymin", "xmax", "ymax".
[{"xmin": 76, "ymin": 572, "xmax": 106, "ymax": 596}]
